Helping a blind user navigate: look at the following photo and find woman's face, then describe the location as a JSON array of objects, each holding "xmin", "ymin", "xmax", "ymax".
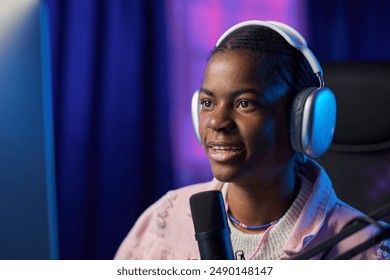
[{"xmin": 199, "ymin": 50, "xmax": 295, "ymax": 184}]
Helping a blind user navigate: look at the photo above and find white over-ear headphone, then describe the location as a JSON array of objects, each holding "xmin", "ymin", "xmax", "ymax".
[{"xmin": 191, "ymin": 20, "xmax": 336, "ymax": 158}]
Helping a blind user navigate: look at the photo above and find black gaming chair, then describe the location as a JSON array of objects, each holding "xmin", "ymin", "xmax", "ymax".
[{"xmin": 317, "ymin": 61, "xmax": 390, "ymax": 222}]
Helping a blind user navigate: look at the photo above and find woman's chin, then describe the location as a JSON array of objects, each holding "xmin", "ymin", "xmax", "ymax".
[{"xmin": 211, "ymin": 165, "xmax": 241, "ymax": 183}]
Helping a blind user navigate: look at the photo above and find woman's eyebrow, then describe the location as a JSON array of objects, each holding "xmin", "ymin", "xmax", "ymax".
[
  {"xmin": 199, "ymin": 87, "xmax": 214, "ymax": 96},
  {"xmin": 199, "ymin": 87, "xmax": 261, "ymax": 97},
  {"xmin": 231, "ymin": 88, "xmax": 261, "ymax": 98}
]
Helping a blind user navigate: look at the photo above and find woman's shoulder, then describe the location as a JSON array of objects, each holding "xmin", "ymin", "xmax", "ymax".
[
  {"xmin": 164, "ymin": 178, "xmax": 222, "ymax": 205},
  {"xmin": 114, "ymin": 178, "xmax": 220, "ymax": 260}
]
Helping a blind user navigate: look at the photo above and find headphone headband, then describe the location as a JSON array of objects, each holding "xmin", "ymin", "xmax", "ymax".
[{"xmin": 216, "ymin": 20, "xmax": 323, "ymax": 81}]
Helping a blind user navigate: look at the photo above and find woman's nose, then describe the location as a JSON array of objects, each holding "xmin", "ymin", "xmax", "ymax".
[{"xmin": 205, "ymin": 106, "xmax": 236, "ymax": 132}]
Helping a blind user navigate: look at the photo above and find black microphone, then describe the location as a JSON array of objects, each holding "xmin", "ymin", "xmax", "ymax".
[{"xmin": 189, "ymin": 190, "xmax": 234, "ymax": 260}]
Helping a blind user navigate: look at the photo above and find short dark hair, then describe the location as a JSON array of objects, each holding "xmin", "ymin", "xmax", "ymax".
[{"xmin": 210, "ymin": 25, "xmax": 318, "ymax": 95}]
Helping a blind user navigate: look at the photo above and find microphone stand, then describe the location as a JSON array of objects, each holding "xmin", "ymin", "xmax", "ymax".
[
  {"xmin": 334, "ymin": 226, "xmax": 390, "ymax": 259},
  {"xmin": 293, "ymin": 200, "xmax": 390, "ymax": 260}
]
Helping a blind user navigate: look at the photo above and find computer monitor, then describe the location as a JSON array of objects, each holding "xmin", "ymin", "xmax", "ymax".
[{"xmin": 0, "ymin": 0, "xmax": 58, "ymax": 259}]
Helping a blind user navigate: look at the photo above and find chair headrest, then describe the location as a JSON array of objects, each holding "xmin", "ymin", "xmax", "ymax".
[{"xmin": 323, "ymin": 61, "xmax": 390, "ymax": 152}]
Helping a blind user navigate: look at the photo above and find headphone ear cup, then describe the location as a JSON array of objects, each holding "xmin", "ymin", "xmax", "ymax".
[
  {"xmin": 191, "ymin": 90, "xmax": 202, "ymax": 144},
  {"xmin": 289, "ymin": 88, "xmax": 314, "ymax": 154},
  {"xmin": 290, "ymin": 87, "xmax": 337, "ymax": 158}
]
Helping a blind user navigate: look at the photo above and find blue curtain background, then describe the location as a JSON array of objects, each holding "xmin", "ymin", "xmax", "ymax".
[
  {"xmin": 307, "ymin": 0, "xmax": 390, "ymax": 61},
  {"xmin": 46, "ymin": 0, "xmax": 173, "ymax": 259},
  {"xmin": 44, "ymin": 0, "xmax": 390, "ymax": 260}
]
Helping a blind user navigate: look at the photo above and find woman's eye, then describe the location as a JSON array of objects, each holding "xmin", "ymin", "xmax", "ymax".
[
  {"xmin": 201, "ymin": 100, "xmax": 213, "ymax": 108},
  {"xmin": 237, "ymin": 100, "xmax": 252, "ymax": 108}
]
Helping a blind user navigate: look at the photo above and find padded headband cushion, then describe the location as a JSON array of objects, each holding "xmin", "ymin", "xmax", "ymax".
[{"xmin": 216, "ymin": 20, "xmax": 323, "ymax": 76}]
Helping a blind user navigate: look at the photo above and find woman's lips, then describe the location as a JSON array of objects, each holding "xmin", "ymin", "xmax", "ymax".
[{"xmin": 206, "ymin": 142, "xmax": 244, "ymax": 162}]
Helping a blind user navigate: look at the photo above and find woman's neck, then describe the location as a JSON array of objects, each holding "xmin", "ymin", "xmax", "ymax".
[{"xmin": 226, "ymin": 162, "xmax": 298, "ymax": 234}]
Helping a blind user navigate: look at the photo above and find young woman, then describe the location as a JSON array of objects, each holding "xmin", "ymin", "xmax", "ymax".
[{"xmin": 115, "ymin": 21, "xmax": 389, "ymax": 260}]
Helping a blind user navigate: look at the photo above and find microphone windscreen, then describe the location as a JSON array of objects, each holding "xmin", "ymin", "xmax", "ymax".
[{"xmin": 189, "ymin": 190, "xmax": 228, "ymax": 233}]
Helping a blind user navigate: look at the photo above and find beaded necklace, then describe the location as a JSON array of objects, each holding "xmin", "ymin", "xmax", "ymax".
[{"xmin": 227, "ymin": 211, "xmax": 280, "ymax": 230}]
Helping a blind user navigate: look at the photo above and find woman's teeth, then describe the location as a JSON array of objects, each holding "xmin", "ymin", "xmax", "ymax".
[{"xmin": 211, "ymin": 146, "xmax": 243, "ymax": 152}]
